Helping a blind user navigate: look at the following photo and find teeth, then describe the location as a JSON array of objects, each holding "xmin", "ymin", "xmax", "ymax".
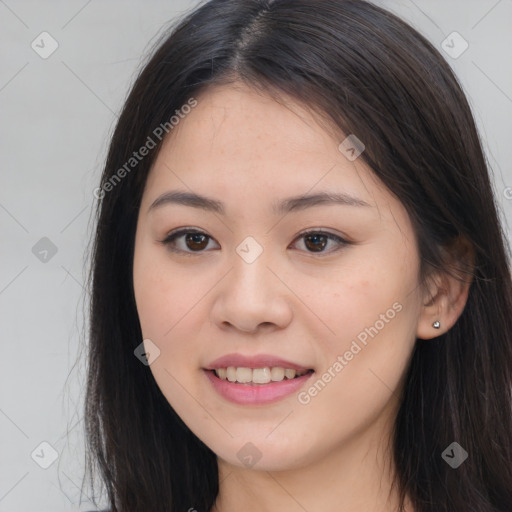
[
  {"xmin": 270, "ymin": 367, "xmax": 285, "ymax": 381},
  {"xmin": 236, "ymin": 367, "xmax": 252, "ymax": 383},
  {"xmin": 226, "ymin": 367, "xmax": 237, "ymax": 382},
  {"xmin": 253, "ymin": 367, "xmax": 271, "ymax": 384},
  {"xmin": 214, "ymin": 366, "xmax": 309, "ymax": 384},
  {"xmin": 284, "ymin": 369, "xmax": 296, "ymax": 379}
]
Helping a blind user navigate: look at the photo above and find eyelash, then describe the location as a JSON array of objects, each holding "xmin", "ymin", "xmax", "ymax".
[{"xmin": 158, "ymin": 227, "xmax": 351, "ymax": 257}]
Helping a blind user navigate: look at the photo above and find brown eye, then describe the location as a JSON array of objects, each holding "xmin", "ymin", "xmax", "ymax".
[
  {"xmin": 184, "ymin": 232, "xmax": 209, "ymax": 251},
  {"xmin": 291, "ymin": 230, "xmax": 349, "ymax": 255},
  {"xmin": 304, "ymin": 233, "xmax": 328, "ymax": 252},
  {"xmin": 160, "ymin": 228, "xmax": 349, "ymax": 256},
  {"xmin": 160, "ymin": 229, "xmax": 218, "ymax": 254}
]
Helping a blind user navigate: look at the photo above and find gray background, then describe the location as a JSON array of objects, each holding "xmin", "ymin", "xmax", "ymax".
[{"xmin": 0, "ymin": 1, "xmax": 511, "ymax": 511}]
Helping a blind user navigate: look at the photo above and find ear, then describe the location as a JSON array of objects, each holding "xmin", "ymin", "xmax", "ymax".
[{"xmin": 416, "ymin": 236, "xmax": 475, "ymax": 340}]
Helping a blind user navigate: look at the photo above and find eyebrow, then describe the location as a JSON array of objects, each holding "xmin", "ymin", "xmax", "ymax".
[{"xmin": 147, "ymin": 189, "xmax": 371, "ymax": 215}]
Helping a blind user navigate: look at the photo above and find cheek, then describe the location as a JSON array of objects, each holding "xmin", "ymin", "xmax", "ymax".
[
  {"xmin": 133, "ymin": 256, "xmax": 224, "ymax": 443},
  {"xmin": 308, "ymin": 253, "xmax": 417, "ymax": 347},
  {"xmin": 302, "ymin": 247, "xmax": 421, "ymax": 413},
  {"xmin": 133, "ymin": 240, "xmax": 197, "ymax": 338},
  {"xmin": 304, "ymin": 253, "xmax": 419, "ymax": 405},
  {"xmin": 133, "ymin": 244, "xmax": 218, "ymax": 380}
]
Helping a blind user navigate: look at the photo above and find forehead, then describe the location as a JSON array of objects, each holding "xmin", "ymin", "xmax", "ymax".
[
  {"xmin": 165, "ymin": 84, "xmax": 338, "ymax": 164},
  {"xmin": 142, "ymin": 83, "xmax": 398, "ymax": 222}
]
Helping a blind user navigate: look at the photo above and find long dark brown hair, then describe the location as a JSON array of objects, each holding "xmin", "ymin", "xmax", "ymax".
[{"xmin": 81, "ymin": 1, "xmax": 512, "ymax": 510}]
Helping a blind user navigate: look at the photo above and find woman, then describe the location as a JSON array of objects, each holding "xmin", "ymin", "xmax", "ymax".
[{"xmin": 83, "ymin": 1, "xmax": 512, "ymax": 511}]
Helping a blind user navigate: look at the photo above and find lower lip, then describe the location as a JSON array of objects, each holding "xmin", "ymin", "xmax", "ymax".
[{"xmin": 204, "ymin": 369, "xmax": 314, "ymax": 405}]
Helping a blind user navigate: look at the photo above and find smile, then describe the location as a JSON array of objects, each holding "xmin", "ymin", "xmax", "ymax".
[
  {"xmin": 213, "ymin": 366, "xmax": 311, "ymax": 384},
  {"xmin": 204, "ymin": 368, "xmax": 314, "ymax": 405}
]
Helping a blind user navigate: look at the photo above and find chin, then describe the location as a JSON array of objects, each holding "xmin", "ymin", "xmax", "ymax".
[{"xmin": 211, "ymin": 436, "xmax": 315, "ymax": 473}]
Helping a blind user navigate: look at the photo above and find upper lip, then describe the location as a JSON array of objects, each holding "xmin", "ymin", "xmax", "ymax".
[{"xmin": 205, "ymin": 353, "xmax": 312, "ymax": 372}]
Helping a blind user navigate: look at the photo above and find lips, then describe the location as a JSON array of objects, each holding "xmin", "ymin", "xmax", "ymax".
[
  {"xmin": 203, "ymin": 353, "xmax": 315, "ymax": 405},
  {"xmin": 204, "ymin": 368, "xmax": 314, "ymax": 405},
  {"xmin": 205, "ymin": 353, "xmax": 312, "ymax": 372}
]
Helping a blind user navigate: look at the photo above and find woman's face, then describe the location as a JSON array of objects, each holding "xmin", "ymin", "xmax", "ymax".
[{"xmin": 133, "ymin": 83, "xmax": 427, "ymax": 472}]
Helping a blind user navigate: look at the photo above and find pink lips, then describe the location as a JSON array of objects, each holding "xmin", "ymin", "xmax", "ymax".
[
  {"xmin": 205, "ymin": 353, "xmax": 311, "ymax": 372},
  {"xmin": 204, "ymin": 353, "xmax": 314, "ymax": 405}
]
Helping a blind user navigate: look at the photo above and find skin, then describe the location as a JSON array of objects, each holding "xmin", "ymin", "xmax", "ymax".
[{"xmin": 132, "ymin": 83, "xmax": 471, "ymax": 512}]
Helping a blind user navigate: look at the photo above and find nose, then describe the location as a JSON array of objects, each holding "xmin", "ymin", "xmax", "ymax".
[{"xmin": 209, "ymin": 245, "xmax": 293, "ymax": 334}]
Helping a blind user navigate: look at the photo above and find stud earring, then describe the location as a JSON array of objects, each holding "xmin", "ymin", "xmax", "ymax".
[{"xmin": 432, "ymin": 320, "xmax": 441, "ymax": 329}]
